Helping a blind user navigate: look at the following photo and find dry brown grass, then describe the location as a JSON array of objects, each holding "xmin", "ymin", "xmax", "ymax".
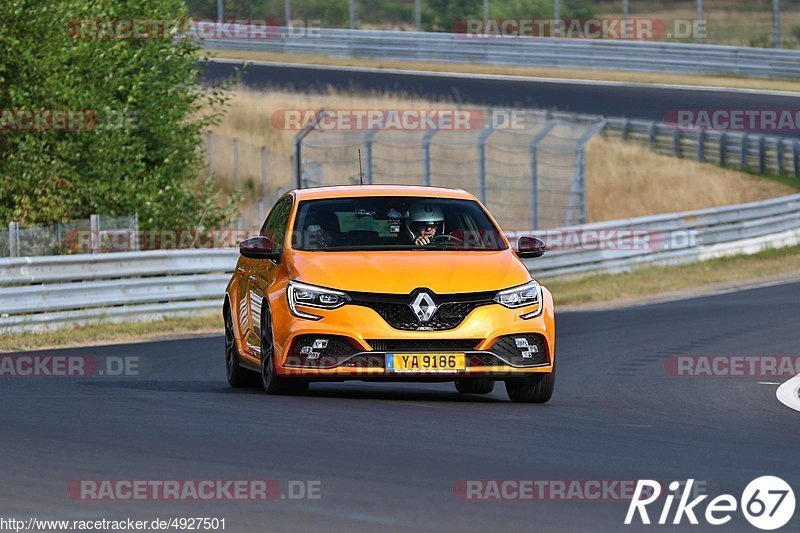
[
  {"xmin": 585, "ymin": 136, "xmax": 798, "ymax": 221},
  {"xmin": 213, "ymin": 87, "xmax": 798, "ymax": 226},
  {"xmin": 596, "ymin": 0, "xmax": 800, "ymax": 48}
]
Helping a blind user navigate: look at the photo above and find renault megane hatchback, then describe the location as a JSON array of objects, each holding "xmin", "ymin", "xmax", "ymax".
[{"xmin": 224, "ymin": 185, "xmax": 555, "ymax": 403}]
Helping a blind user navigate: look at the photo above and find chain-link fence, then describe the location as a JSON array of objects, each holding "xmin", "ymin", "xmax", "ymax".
[
  {"xmin": 292, "ymin": 110, "xmax": 604, "ymax": 230},
  {"xmin": 204, "ymin": 133, "xmax": 290, "ymax": 229},
  {"xmin": 0, "ymin": 215, "xmax": 139, "ymax": 258}
]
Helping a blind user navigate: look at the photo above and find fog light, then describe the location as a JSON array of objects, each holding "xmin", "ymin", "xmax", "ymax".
[
  {"xmin": 300, "ymin": 346, "xmax": 313, "ymax": 354},
  {"xmin": 514, "ymin": 338, "xmax": 529, "ymax": 348},
  {"xmin": 313, "ymin": 339, "xmax": 329, "ymax": 349}
]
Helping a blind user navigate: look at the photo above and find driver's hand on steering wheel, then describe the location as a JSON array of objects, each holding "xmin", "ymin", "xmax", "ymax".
[{"xmin": 414, "ymin": 235, "xmax": 431, "ymax": 246}]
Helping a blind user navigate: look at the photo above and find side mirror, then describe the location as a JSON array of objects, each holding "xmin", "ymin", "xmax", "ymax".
[
  {"xmin": 239, "ymin": 236, "xmax": 278, "ymax": 260},
  {"xmin": 516, "ymin": 236, "xmax": 546, "ymax": 258}
]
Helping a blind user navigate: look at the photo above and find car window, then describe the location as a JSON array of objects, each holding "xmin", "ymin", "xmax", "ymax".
[
  {"xmin": 260, "ymin": 197, "xmax": 292, "ymax": 254},
  {"xmin": 292, "ymin": 197, "xmax": 507, "ymax": 252}
]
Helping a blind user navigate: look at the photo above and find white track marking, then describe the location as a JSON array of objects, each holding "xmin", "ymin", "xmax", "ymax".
[{"xmin": 776, "ymin": 373, "xmax": 800, "ymax": 412}]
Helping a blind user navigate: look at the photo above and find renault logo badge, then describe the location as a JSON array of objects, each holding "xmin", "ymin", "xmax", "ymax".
[{"xmin": 410, "ymin": 292, "xmax": 437, "ymax": 322}]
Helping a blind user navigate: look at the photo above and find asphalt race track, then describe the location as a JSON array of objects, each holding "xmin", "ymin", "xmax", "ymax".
[
  {"xmin": 203, "ymin": 59, "xmax": 800, "ymax": 137},
  {"xmin": 2, "ymin": 281, "xmax": 799, "ymax": 531}
]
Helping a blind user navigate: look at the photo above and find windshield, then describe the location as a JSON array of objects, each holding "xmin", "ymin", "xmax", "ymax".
[{"xmin": 292, "ymin": 197, "xmax": 507, "ymax": 251}]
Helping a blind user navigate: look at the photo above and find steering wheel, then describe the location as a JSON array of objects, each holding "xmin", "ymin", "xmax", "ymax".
[{"xmin": 429, "ymin": 234, "xmax": 464, "ymax": 246}]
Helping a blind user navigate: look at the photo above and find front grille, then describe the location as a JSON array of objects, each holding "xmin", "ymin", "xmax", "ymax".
[
  {"xmin": 489, "ymin": 334, "xmax": 548, "ymax": 366},
  {"xmin": 367, "ymin": 339, "xmax": 481, "ymax": 352},
  {"xmin": 350, "ymin": 289, "xmax": 495, "ymax": 331},
  {"xmin": 284, "ymin": 354, "xmax": 385, "ymax": 369}
]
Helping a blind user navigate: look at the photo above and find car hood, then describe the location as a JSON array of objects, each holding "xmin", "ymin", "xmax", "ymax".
[{"xmin": 287, "ymin": 249, "xmax": 532, "ymax": 294}]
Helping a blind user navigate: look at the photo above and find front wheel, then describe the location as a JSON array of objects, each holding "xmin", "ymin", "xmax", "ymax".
[
  {"xmin": 505, "ymin": 370, "xmax": 555, "ymax": 404},
  {"xmin": 225, "ymin": 305, "xmax": 259, "ymax": 388},
  {"xmin": 260, "ymin": 306, "xmax": 309, "ymax": 395}
]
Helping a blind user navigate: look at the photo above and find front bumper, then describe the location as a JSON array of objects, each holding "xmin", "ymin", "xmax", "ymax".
[{"xmin": 270, "ymin": 287, "xmax": 555, "ymax": 379}]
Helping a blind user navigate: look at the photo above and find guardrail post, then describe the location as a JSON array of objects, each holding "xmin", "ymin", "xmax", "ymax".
[
  {"xmin": 421, "ymin": 129, "xmax": 439, "ymax": 187},
  {"xmin": 8, "ymin": 221, "xmax": 19, "ymax": 258},
  {"xmin": 777, "ymin": 139, "xmax": 785, "ymax": 175},
  {"xmin": 794, "ymin": 141, "xmax": 800, "ymax": 178},
  {"xmin": 697, "ymin": 130, "xmax": 706, "ymax": 163},
  {"xmin": 622, "ymin": 118, "xmax": 630, "ymax": 141},
  {"xmin": 758, "ymin": 135, "xmax": 767, "ymax": 174},
  {"xmin": 90, "ymin": 214, "xmax": 100, "ymax": 254},
  {"xmin": 477, "ymin": 125, "xmax": 497, "ymax": 205},
  {"xmin": 740, "ymin": 134, "xmax": 748, "ymax": 169},
  {"xmin": 719, "ymin": 132, "xmax": 727, "ymax": 166},
  {"xmin": 648, "ymin": 122, "xmax": 657, "ymax": 147},
  {"xmin": 672, "ymin": 128, "xmax": 681, "ymax": 158},
  {"xmin": 528, "ymin": 122, "xmax": 557, "ymax": 230}
]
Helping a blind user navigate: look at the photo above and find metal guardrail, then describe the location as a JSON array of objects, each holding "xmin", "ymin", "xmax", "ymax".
[
  {"xmin": 203, "ymin": 27, "xmax": 800, "ymax": 78},
  {"xmin": 602, "ymin": 116, "xmax": 800, "ymax": 177},
  {"xmin": 2, "ymin": 194, "xmax": 800, "ymax": 332}
]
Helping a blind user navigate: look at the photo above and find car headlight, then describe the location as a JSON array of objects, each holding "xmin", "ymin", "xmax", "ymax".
[
  {"xmin": 287, "ymin": 281, "xmax": 351, "ymax": 320},
  {"xmin": 494, "ymin": 280, "xmax": 542, "ymax": 318}
]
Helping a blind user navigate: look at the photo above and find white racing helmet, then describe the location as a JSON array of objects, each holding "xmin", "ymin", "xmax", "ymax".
[{"xmin": 405, "ymin": 203, "xmax": 445, "ymax": 239}]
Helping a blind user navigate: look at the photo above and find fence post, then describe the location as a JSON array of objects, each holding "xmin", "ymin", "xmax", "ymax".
[
  {"xmin": 8, "ymin": 221, "xmax": 19, "ymax": 258},
  {"xmin": 477, "ymin": 126, "xmax": 497, "ymax": 206},
  {"xmin": 90, "ymin": 214, "xmax": 100, "ymax": 254},
  {"xmin": 292, "ymin": 108, "xmax": 325, "ymax": 189},
  {"xmin": 207, "ymin": 131, "xmax": 214, "ymax": 178},
  {"xmin": 740, "ymin": 133, "xmax": 748, "ymax": 169},
  {"xmin": 364, "ymin": 129, "xmax": 380, "ymax": 184},
  {"xmin": 259, "ymin": 147, "xmax": 268, "ymax": 223},
  {"xmin": 697, "ymin": 130, "xmax": 706, "ymax": 163},
  {"xmin": 132, "ymin": 213, "xmax": 140, "ymax": 251},
  {"xmin": 719, "ymin": 132, "xmax": 727, "ymax": 166},
  {"xmin": 422, "ymin": 129, "xmax": 439, "ymax": 186},
  {"xmin": 528, "ymin": 122, "xmax": 557, "ymax": 230},
  {"xmin": 758, "ymin": 135, "xmax": 767, "ymax": 175},
  {"xmin": 233, "ymin": 138, "xmax": 241, "ymax": 188}
]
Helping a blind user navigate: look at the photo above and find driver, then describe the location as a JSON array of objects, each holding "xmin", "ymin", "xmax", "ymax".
[{"xmin": 406, "ymin": 203, "xmax": 445, "ymax": 246}]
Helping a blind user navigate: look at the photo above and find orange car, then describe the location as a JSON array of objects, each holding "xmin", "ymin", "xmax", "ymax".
[{"xmin": 224, "ymin": 185, "xmax": 555, "ymax": 403}]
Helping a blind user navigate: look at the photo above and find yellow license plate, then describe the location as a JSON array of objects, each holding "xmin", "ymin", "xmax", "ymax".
[{"xmin": 387, "ymin": 353, "xmax": 466, "ymax": 372}]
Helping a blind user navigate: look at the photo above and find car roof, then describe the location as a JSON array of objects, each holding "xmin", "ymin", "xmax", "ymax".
[{"xmin": 290, "ymin": 185, "xmax": 476, "ymax": 201}]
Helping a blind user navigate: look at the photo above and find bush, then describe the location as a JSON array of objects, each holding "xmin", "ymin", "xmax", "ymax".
[{"xmin": 0, "ymin": 0, "xmax": 238, "ymax": 233}]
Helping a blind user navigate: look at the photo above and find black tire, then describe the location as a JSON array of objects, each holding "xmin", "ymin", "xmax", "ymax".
[
  {"xmin": 260, "ymin": 305, "xmax": 309, "ymax": 396},
  {"xmin": 454, "ymin": 378, "xmax": 495, "ymax": 394},
  {"xmin": 224, "ymin": 304, "xmax": 259, "ymax": 388},
  {"xmin": 504, "ymin": 370, "xmax": 555, "ymax": 404}
]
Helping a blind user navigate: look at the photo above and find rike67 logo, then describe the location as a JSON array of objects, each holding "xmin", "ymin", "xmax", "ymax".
[{"xmin": 626, "ymin": 477, "xmax": 795, "ymax": 530}]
